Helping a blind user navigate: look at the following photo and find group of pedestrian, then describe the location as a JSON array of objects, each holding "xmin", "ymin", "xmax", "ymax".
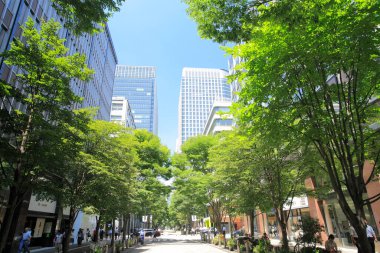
[
  {"xmin": 349, "ymin": 219, "xmax": 377, "ymax": 253},
  {"xmin": 53, "ymin": 228, "xmax": 88, "ymax": 253}
]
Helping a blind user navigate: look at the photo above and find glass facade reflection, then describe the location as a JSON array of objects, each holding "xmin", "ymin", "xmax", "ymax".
[
  {"xmin": 113, "ymin": 65, "xmax": 157, "ymax": 134},
  {"xmin": 0, "ymin": 0, "xmax": 117, "ymax": 121},
  {"xmin": 176, "ymin": 68, "xmax": 231, "ymax": 151}
]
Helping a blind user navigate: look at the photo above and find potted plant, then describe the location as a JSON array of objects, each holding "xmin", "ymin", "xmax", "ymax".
[
  {"xmin": 212, "ymin": 236, "xmax": 219, "ymax": 245},
  {"xmin": 115, "ymin": 241, "xmax": 122, "ymax": 253},
  {"xmin": 227, "ymin": 238, "xmax": 236, "ymax": 251}
]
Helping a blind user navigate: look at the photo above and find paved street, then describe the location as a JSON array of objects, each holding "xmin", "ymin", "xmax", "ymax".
[
  {"xmin": 126, "ymin": 232, "xmax": 225, "ymax": 253},
  {"xmin": 29, "ymin": 231, "xmax": 365, "ymax": 253},
  {"xmin": 30, "ymin": 231, "xmax": 226, "ymax": 253}
]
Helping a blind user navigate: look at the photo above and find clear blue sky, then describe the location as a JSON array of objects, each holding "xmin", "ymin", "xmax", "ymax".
[{"xmin": 108, "ymin": 0, "xmax": 229, "ymax": 153}]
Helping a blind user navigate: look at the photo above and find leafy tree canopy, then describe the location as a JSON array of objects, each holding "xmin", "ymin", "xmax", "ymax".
[{"xmin": 51, "ymin": 0, "xmax": 126, "ymax": 34}]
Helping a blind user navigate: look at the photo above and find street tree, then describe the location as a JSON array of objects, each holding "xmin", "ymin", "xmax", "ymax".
[
  {"xmin": 177, "ymin": 135, "xmax": 225, "ymax": 231},
  {"xmin": 0, "ymin": 18, "xmax": 93, "ymax": 252},
  {"xmin": 185, "ymin": 0, "xmax": 379, "ymax": 251},
  {"xmin": 171, "ymin": 167, "xmax": 210, "ymax": 232},
  {"xmin": 209, "ymin": 130, "xmax": 269, "ymax": 237},
  {"xmin": 132, "ymin": 129, "xmax": 171, "ymax": 228},
  {"xmin": 51, "ymin": 0, "xmax": 126, "ymax": 34},
  {"xmin": 81, "ymin": 120, "xmax": 138, "ymax": 248}
]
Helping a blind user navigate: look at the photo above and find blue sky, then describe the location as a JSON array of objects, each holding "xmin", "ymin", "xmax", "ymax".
[{"xmin": 108, "ymin": 0, "xmax": 229, "ymax": 153}]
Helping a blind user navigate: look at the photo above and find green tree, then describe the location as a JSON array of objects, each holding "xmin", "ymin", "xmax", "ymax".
[
  {"xmin": 174, "ymin": 135, "xmax": 223, "ymax": 232},
  {"xmin": 132, "ymin": 129, "xmax": 171, "ymax": 229},
  {"xmin": 170, "ymin": 167, "xmax": 210, "ymax": 232},
  {"xmin": 209, "ymin": 131, "xmax": 269, "ymax": 237},
  {"xmin": 185, "ymin": 0, "xmax": 379, "ymax": 251},
  {"xmin": 209, "ymin": 130, "xmax": 309, "ymax": 250},
  {"xmin": 0, "ymin": 18, "xmax": 93, "ymax": 252},
  {"xmin": 85, "ymin": 121, "xmax": 138, "ymax": 251},
  {"xmin": 51, "ymin": 0, "xmax": 126, "ymax": 34}
]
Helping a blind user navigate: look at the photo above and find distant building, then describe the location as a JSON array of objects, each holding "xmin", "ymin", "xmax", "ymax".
[
  {"xmin": 110, "ymin": 97, "xmax": 135, "ymax": 128},
  {"xmin": 113, "ymin": 65, "xmax": 158, "ymax": 134},
  {"xmin": 228, "ymin": 56, "xmax": 244, "ymax": 103},
  {"xmin": 203, "ymin": 100, "xmax": 233, "ymax": 135},
  {"xmin": 176, "ymin": 67, "xmax": 231, "ymax": 151}
]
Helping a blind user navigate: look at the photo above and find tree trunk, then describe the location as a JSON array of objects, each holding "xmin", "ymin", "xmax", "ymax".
[
  {"xmin": 275, "ymin": 208, "xmax": 288, "ymax": 251},
  {"xmin": 122, "ymin": 215, "xmax": 128, "ymax": 249},
  {"xmin": 0, "ymin": 188, "xmax": 31, "ymax": 253},
  {"xmin": 249, "ymin": 210, "xmax": 255, "ymax": 237},
  {"xmin": 63, "ymin": 207, "xmax": 77, "ymax": 253},
  {"xmin": 111, "ymin": 219, "xmax": 115, "ymax": 253},
  {"xmin": 94, "ymin": 215, "xmax": 101, "ymax": 243},
  {"xmin": 0, "ymin": 188, "xmax": 20, "ymax": 253},
  {"xmin": 279, "ymin": 220, "xmax": 288, "ymax": 250}
]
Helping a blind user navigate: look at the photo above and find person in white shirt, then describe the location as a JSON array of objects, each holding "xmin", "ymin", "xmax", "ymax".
[
  {"xmin": 17, "ymin": 227, "xmax": 32, "ymax": 253},
  {"xmin": 54, "ymin": 230, "xmax": 63, "ymax": 253},
  {"xmin": 365, "ymin": 220, "xmax": 377, "ymax": 253}
]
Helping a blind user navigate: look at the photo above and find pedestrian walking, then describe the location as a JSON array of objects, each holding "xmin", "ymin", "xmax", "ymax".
[
  {"xmin": 139, "ymin": 229, "xmax": 145, "ymax": 245},
  {"xmin": 77, "ymin": 228, "xmax": 84, "ymax": 246},
  {"xmin": 349, "ymin": 223, "xmax": 361, "ymax": 253},
  {"xmin": 99, "ymin": 228, "xmax": 104, "ymax": 241},
  {"xmin": 86, "ymin": 228, "xmax": 91, "ymax": 242},
  {"xmin": 365, "ymin": 220, "xmax": 377, "ymax": 253},
  {"xmin": 325, "ymin": 234, "xmax": 338, "ymax": 253},
  {"xmin": 17, "ymin": 227, "xmax": 32, "ymax": 253},
  {"xmin": 53, "ymin": 230, "xmax": 63, "ymax": 253},
  {"xmin": 107, "ymin": 228, "xmax": 112, "ymax": 240},
  {"xmin": 115, "ymin": 227, "xmax": 119, "ymax": 240}
]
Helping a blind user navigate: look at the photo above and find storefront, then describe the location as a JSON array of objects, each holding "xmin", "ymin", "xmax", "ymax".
[
  {"xmin": 324, "ymin": 193, "xmax": 378, "ymax": 247},
  {"xmin": 25, "ymin": 195, "xmax": 58, "ymax": 247}
]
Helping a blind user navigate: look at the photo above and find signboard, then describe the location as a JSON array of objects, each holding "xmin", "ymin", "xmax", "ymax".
[
  {"xmin": 191, "ymin": 215, "xmax": 197, "ymax": 221},
  {"xmin": 28, "ymin": 195, "xmax": 56, "ymax": 213},
  {"xmin": 142, "ymin": 216, "xmax": 147, "ymax": 222},
  {"xmin": 34, "ymin": 218, "xmax": 45, "ymax": 238},
  {"xmin": 204, "ymin": 217, "xmax": 211, "ymax": 228},
  {"xmin": 44, "ymin": 222, "xmax": 52, "ymax": 234},
  {"xmin": 283, "ymin": 196, "xmax": 309, "ymax": 210}
]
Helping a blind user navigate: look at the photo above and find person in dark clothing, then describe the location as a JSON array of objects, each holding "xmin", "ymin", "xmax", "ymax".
[
  {"xmin": 99, "ymin": 228, "xmax": 104, "ymax": 241},
  {"xmin": 77, "ymin": 228, "xmax": 84, "ymax": 246}
]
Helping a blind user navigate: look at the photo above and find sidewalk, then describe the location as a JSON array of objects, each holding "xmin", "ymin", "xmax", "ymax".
[
  {"xmin": 30, "ymin": 239, "xmax": 131, "ymax": 253},
  {"xmin": 30, "ymin": 243, "xmax": 90, "ymax": 253},
  {"xmin": 270, "ymin": 238, "xmax": 358, "ymax": 253}
]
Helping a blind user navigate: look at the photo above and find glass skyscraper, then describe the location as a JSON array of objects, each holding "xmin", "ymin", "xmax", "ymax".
[
  {"xmin": 113, "ymin": 65, "xmax": 158, "ymax": 134},
  {"xmin": 176, "ymin": 67, "xmax": 231, "ymax": 151}
]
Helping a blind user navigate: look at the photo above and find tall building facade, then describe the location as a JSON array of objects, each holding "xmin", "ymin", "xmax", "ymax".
[
  {"xmin": 176, "ymin": 68, "xmax": 231, "ymax": 151},
  {"xmin": 110, "ymin": 96, "xmax": 136, "ymax": 129},
  {"xmin": 203, "ymin": 100, "xmax": 233, "ymax": 136},
  {"xmin": 113, "ymin": 65, "xmax": 158, "ymax": 134},
  {"xmin": 0, "ymin": 0, "xmax": 117, "ymax": 248},
  {"xmin": 0, "ymin": 0, "xmax": 117, "ymax": 121},
  {"xmin": 228, "ymin": 56, "xmax": 243, "ymax": 103}
]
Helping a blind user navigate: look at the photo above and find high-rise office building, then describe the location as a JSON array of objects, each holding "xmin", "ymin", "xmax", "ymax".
[
  {"xmin": 203, "ymin": 100, "xmax": 234, "ymax": 136},
  {"xmin": 228, "ymin": 56, "xmax": 243, "ymax": 103},
  {"xmin": 176, "ymin": 67, "xmax": 231, "ymax": 151},
  {"xmin": 113, "ymin": 65, "xmax": 158, "ymax": 134},
  {"xmin": 0, "ymin": 0, "xmax": 117, "ymax": 121},
  {"xmin": 110, "ymin": 96, "xmax": 136, "ymax": 129}
]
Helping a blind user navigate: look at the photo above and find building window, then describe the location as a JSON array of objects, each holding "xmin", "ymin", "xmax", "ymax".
[
  {"xmin": 0, "ymin": 1, "xmax": 5, "ymax": 16},
  {"xmin": 110, "ymin": 115, "xmax": 122, "ymax": 120},
  {"xmin": 1, "ymin": 8, "xmax": 13, "ymax": 31}
]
